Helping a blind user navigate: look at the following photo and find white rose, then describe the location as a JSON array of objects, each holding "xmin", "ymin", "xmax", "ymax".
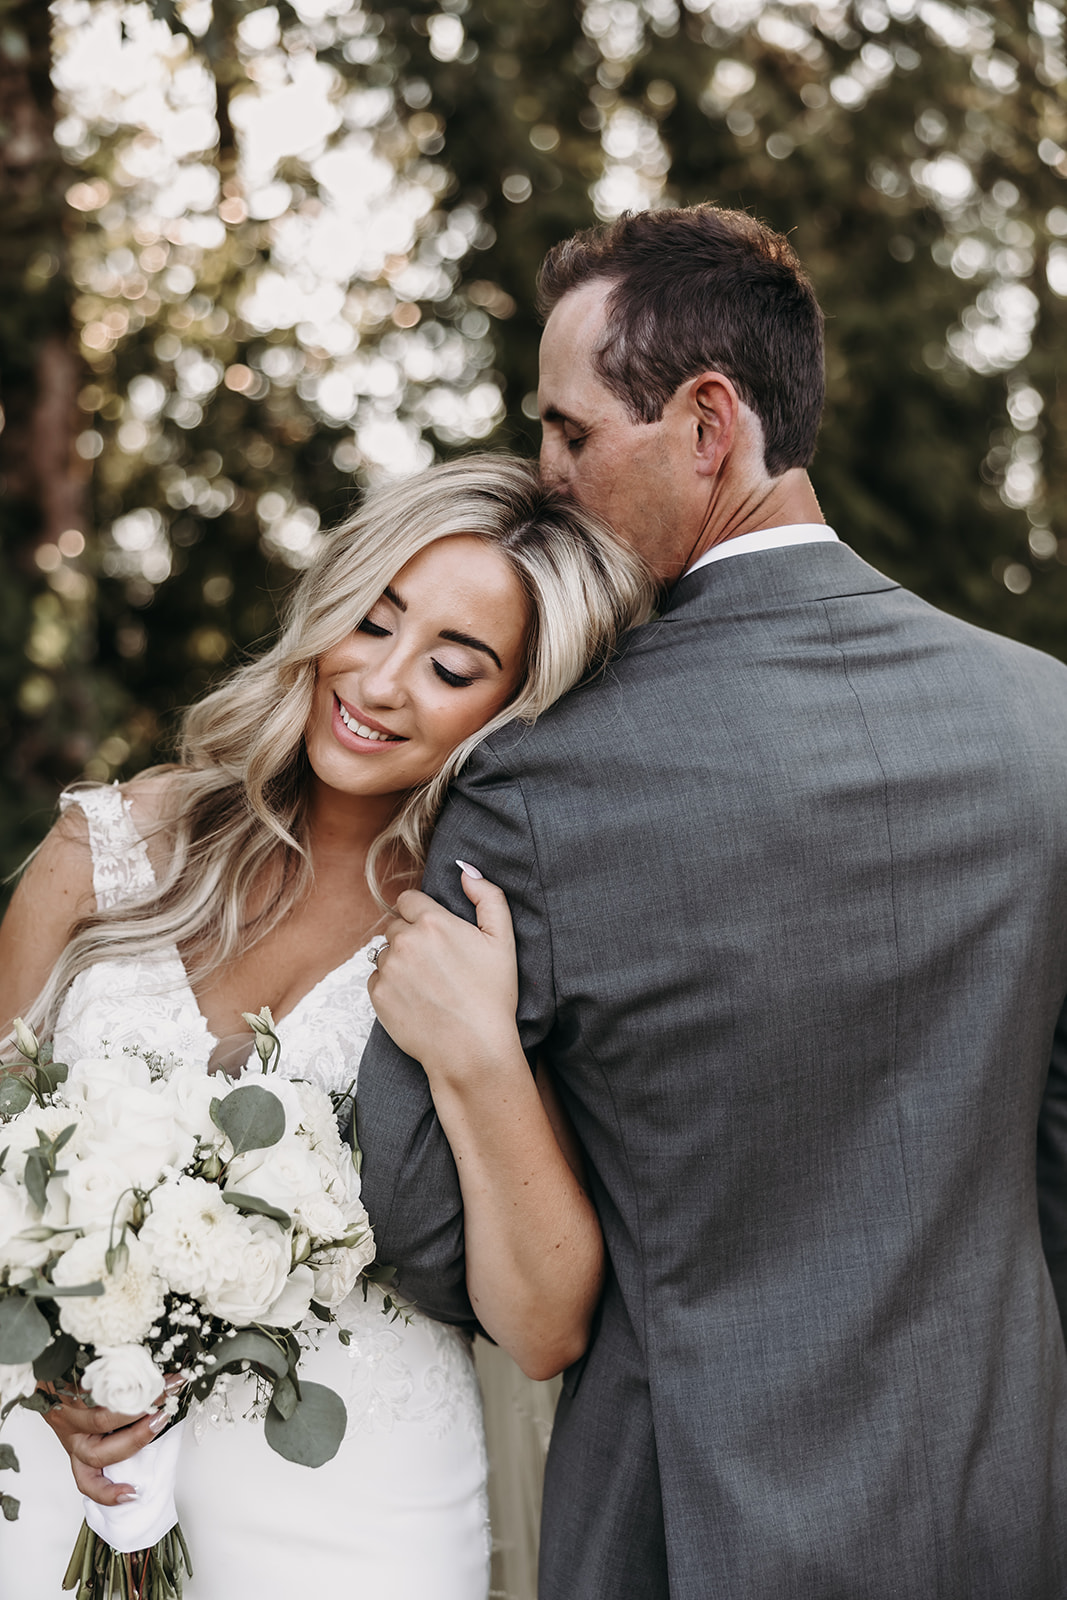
[
  {"xmin": 138, "ymin": 1177, "xmax": 252, "ymax": 1301},
  {"xmin": 82, "ymin": 1345, "xmax": 165, "ymax": 1415},
  {"xmin": 62, "ymin": 1054, "xmax": 152, "ymax": 1104},
  {"xmin": 52, "ymin": 1232, "xmax": 165, "ymax": 1348},
  {"xmin": 310, "ymin": 1245, "xmax": 370, "ymax": 1310},
  {"xmin": 264, "ymin": 1264, "xmax": 315, "ymax": 1329},
  {"xmin": 79, "ymin": 1083, "xmax": 194, "ymax": 1190},
  {"xmin": 224, "ymin": 1142, "xmax": 325, "ymax": 1220},
  {"xmin": 202, "ymin": 1216, "xmax": 292, "ymax": 1325},
  {"xmin": 162, "ymin": 1067, "xmax": 229, "ymax": 1150},
  {"xmin": 64, "ymin": 1157, "xmax": 137, "ymax": 1235},
  {"xmin": 0, "ymin": 1362, "xmax": 37, "ymax": 1408},
  {"xmin": 293, "ymin": 1187, "xmax": 349, "ymax": 1245}
]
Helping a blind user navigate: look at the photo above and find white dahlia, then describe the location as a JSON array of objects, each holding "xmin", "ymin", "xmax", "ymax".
[
  {"xmin": 52, "ymin": 1232, "xmax": 166, "ymax": 1348},
  {"xmin": 137, "ymin": 1176, "xmax": 252, "ymax": 1301}
]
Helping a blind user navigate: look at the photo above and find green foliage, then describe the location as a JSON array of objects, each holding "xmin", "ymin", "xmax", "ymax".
[
  {"xmin": 209, "ymin": 1082, "xmax": 286, "ymax": 1153},
  {"xmin": 0, "ymin": 0, "xmax": 1064, "ymax": 889}
]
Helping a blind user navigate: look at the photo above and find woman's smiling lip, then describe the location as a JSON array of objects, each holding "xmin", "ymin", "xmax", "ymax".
[{"xmin": 332, "ymin": 694, "xmax": 407, "ymax": 750}]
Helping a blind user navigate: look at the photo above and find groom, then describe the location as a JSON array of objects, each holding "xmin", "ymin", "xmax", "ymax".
[{"xmin": 356, "ymin": 205, "xmax": 1067, "ymax": 1597}]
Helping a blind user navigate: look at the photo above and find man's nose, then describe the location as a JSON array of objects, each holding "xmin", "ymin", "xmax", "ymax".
[{"xmin": 539, "ymin": 434, "xmax": 568, "ymax": 491}]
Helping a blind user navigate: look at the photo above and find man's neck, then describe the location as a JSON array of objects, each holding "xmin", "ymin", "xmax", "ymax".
[{"xmin": 686, "ymin": 469, "xmax": 824, "ymax": 570}]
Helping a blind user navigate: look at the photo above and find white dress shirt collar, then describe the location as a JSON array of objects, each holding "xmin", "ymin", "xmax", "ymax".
[{"xmin": 685, "ymin": 524, "xmax": 839, "ymax": 578}]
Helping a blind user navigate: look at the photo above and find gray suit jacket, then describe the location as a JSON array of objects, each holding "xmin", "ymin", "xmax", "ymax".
[{"xmin": 356, "ymin": 543, "xmax": 1067, "ymax": 1598}]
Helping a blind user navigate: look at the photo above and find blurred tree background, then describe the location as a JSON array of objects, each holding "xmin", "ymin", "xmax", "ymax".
[{"xmin": 1, "ymin": 0, "xmax": 1064, "ymax": 883}]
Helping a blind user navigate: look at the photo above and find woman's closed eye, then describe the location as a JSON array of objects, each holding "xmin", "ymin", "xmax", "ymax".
[
  {"xmin": 432, "ymin": 659, "xmax": 476, "ymax": 689},
  {"xmin": 357, "ymin": 617, "xmax": 391, "ymax": 638}
]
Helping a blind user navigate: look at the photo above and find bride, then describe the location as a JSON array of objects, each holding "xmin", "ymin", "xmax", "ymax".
[{"xmin": 0, "ymin": 454, "xmax": 652, "ymax": 1599}]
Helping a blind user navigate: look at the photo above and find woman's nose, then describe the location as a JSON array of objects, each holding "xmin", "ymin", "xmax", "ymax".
[{"xmin": 359, "ymin": 645, "xmax": 407, "ymax": 707}]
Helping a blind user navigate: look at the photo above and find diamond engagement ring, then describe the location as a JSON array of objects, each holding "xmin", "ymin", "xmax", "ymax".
[{"xmin": 369, "ymin": 941, "xmax": 389, "ymax": 967}]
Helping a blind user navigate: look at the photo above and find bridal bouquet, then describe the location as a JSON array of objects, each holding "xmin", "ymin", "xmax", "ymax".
[{"xmin": 0, "ymin": 1013, "xmax": 378, "ymax": 1600}]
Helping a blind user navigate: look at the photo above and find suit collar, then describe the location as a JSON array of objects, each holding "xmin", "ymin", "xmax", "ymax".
[{"xmin": 662, "ymin": 540, "xmax": 900, "ymax": 620}]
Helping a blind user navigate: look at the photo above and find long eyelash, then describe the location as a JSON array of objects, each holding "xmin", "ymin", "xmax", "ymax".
[
  {"xmin": 432, "ymin": 660, "xmax": 475, "ymax": 689},
  {"xmin": 358, "ymin": 618, "xmax": 389, "ymax": 637}
]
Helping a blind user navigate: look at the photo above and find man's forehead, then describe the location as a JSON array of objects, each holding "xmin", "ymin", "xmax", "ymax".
[{"xmin": 538, "ymin": 280, "xmax": 615, "ymax": 412}]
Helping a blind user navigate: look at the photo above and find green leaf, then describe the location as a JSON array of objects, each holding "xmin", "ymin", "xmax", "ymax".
[
  {"xmin": 49, "ymin": 1122, "xmax": 76, "ymax": 1156},
  {"xmin": 23, "ymin": 1279, "xmax": 103, "ymax": 1299},
  {"xmin": 308, "ymin": 1300, "xmax": 331, "ymax": 1323},
  {"xmin": 33, "ymin": 1332, "xmax": 79, "ymax": 1382},
  {"xmin": 1, "ymin": 1493, "xmax": 19, "ymax": 1521},
  {"xmin": 271, "ymin": 1373, "xmax": 298, "ymax": 1421},
  {"xmin": 211, "ymin": 1085, "xmax": 285, "ymax": 1155},
  {"xmin": 201, "ymin": 1330, "xmax": 290, "ymax": 1387},
  {"xmin": 15, "ymin": 1391, "xmax": 53, "ymax": 1416},
  {"xmin": 222, "ymin": 1192, "xmax": 291, "ymax": 1227},
  {"xmin": 35, "ymin": 1061, "xmax": 68, "ymax": 1095},
  {"xmin": 23, "ymin": 1150, "xmax": 47, "ymax": 1214},
  {"xmin": 264, "ymin": 1381, "xmax": 346, "ymax": 1467},
  {"xmin": 0, "ymin": 1075, "xmax": 33, "ymax": 1117},
  {"xmin": 0, "ymin": 1296, "xmax": 51, "ymax": 1364},
  {"xmin": 0, "ymin": 1443, "xmax": 18, "ymax": 1472}
]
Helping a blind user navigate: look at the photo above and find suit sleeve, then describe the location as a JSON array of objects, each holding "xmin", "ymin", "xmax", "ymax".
[
  {"xmin": 1038, "ymin": 992, "xmax": 1067, "ymax": 1337},
  {"xmin": 354, "ymin": 744, "xmax": 556, "ymax": 1325}
]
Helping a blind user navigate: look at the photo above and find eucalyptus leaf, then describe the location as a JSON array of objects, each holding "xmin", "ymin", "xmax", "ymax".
[
  {"xmin": 1, "ymin": 1492, "xmax": 18, "ymax": 1521},
  {"xmin": 35, "ymin": 1061, "xmax": 69, "ymax": 1094},
  {"xmin": 211, "ymin": 1085, "xmax": 285, "ymax": 1155},
  {"xmin": 271, "ymin": 1373, "xmax": 298, "ymax": 1421},
  {"xmin": 17, "ymin": 1391, "xmax": 54, "ymax": 1415},
  {"xmin": 33, "ymin": 1332, "xmax": 79, "ymax": 1382},
  {"xmin": 0, "ymin": 1075, "xmax": 33, "ymax": 1117},
  {"xmin": 0, "ymin": 1296, "xmax": 51, "ymax": 1364},
  {"xmin": 202, "ymin": 1330, "xmax": 290, "ymax": 1386},
  {"xmin": 222, "ymin": 1192, "xmax": 291, "ymax": 1227},
  {"xmin": 264, "ymin": 1381, "xmax": 346, "ymax": 1467},
  {"xmin": 308, "ymin": 1300, "xmax": 331, "ymax": 1323},
  {"xmin": 0, "ymin": 1443, "xmax": 18, "ymax": 1472}
]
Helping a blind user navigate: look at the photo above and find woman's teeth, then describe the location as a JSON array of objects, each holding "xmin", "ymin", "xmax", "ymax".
[{"xmin": 338, "ymin": 701, "xmax": 396, "ymax": 741}]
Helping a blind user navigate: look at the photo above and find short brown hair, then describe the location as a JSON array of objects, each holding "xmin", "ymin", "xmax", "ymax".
[{"xmin": 537, "ymin": 205, "xmax": 825, "ymax": 475}]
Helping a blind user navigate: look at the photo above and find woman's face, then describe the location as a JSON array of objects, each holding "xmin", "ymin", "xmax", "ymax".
[{"xmin": 305, "ymin": 534, "xmax": 530, "ymax": 803}]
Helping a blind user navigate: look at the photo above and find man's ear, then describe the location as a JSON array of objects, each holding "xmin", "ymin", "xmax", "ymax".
[{"xmin": 688, "ymin": 373, "xmax": 738, "ymax": 478}]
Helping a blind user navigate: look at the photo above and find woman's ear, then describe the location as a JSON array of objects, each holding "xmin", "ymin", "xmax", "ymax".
[{"xmin": 688, "ymin": 372, "xmax": 739, "ymax": 479}]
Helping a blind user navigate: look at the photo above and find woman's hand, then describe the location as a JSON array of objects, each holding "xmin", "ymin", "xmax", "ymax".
[
  {"xmin": 368, "ymin": 864, "xmax": 604, "ymax": 1381},
  {"xmin": 42, "ymin": 1387, "xmax": 169, "ymax": 1505},
  {"xmin": 368, "ymin": 865, "xmax": 520, "ymax": 1084}
]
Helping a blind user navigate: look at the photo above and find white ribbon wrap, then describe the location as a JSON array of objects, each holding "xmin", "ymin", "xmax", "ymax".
[{"xmin": 82, "ymin": 1418, "xmax": 185, "ymax": 1554}]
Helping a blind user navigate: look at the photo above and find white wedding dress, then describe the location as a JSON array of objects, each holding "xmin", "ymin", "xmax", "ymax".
[{"xmin": 0, "ymin": 785, "xmax": 491, "ymax": 1599}]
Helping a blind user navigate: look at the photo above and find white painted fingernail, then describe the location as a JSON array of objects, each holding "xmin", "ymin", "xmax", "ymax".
[
  {"xmin": 148, "ymin": 1412, "xmax": 169, "ymax": 1432},
  {"xmin": 117, "ymin": 1492, "xmax": 138, "ymax": 1503},
  {"xmin": 456, "ymin": 859, "xmax": 483, "ymax": 879}
]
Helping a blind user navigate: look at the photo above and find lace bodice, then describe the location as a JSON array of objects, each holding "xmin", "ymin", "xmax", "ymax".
[{"xmin": 52, "ymin": 785, "xmax": 379, "ymax": 1096}]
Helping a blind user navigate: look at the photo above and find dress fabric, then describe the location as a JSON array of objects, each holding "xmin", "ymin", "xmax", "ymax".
[{"xmin": 0, "ymin": 784, "xmax": 490, "ymax": 1600}]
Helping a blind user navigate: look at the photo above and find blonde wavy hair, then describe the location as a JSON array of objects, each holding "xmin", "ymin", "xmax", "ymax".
[{"xmin": 29, "ymin": 455, "xmax": 655, "ymax": 1037}]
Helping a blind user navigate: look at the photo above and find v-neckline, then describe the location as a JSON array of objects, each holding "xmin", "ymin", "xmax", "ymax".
[
  {"xmin": 113, "ymin": 790, "xmax": 381, "ymax": 1062},
  {"xmin": 168, "ymin": 940, "xmax": 377, "ymax": 1056}
]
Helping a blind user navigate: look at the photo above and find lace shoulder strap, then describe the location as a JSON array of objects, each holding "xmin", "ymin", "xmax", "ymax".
[{"xmin": 60, "ymin": 785, "xmax": 157, "ymax": 912}]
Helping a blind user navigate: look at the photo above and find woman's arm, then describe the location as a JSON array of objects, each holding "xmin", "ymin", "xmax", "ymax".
[
  {"xmin": 368, "ymin": 868, "xmax": 604, "ymax": 1381},
  {"xmin": 0, "ymin": 806, "xmax": 95, "ymax": 1043},
  {"xmin": 0, "ymin": 804, "xmax": 167, "ymax": 1501}
]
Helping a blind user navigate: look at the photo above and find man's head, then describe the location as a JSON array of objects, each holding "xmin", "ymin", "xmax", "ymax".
[{"xmin": 536, "ymin": 205, "xmax": 826, "ymax": 581}]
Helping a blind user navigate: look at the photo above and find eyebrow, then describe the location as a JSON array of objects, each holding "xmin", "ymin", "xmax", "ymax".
[
  {"xmin": 541, "ymin": 404, "xmax": 572, "ymax": 426},
  {"xmin": 381, "ymin": 585, "xmax": 504, "ymax": 671}
]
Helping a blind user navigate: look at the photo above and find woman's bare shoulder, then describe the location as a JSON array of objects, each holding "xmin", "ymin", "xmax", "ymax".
[{"xmin": 0, "ymin": 807, "xmax": 95, "ymax": 1030}]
